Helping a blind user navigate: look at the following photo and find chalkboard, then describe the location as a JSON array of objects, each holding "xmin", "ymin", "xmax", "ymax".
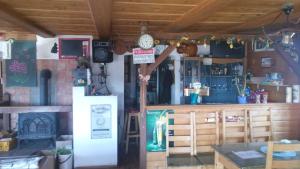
[
  {"xmin": 5, "ymin": 40, "xmax": 37, "ymax": 87},
  {"xmin": 61, "ymin": 40, "xmax": 83, "ymax": 56},
  {"xmin": 58, "ymin": 38, "xmax": 90, "ymax": 59}
]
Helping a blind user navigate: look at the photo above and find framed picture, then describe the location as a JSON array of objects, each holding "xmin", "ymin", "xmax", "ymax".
[
  {"xmin": 253, "ymin": 39, "xmax": 274, "ymax": 52},
  {"xmin": 58, "ymin": 38, "xmax": 90, "ymax": 59},
  {"xmin": 261, "ymin": 57, "xmax": 273, "ymax": 68}
]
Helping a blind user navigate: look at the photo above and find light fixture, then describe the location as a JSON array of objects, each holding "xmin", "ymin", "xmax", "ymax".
[
  {"xmin": 203, "ymin": 39, "xmax": 208, "ymax": 48},
  {"xmin": 281, "ymin": 31, "xmax": 294, "ymax": 46}
]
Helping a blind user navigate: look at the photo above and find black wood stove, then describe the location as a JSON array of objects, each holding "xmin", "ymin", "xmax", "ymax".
[{"xmin": 17, "ymin": 69, "xmax": 57, "ymax": 148}]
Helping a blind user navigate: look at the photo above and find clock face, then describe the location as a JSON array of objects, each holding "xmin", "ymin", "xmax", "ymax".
[{"xmin": 138, "ymin": 34, "xmax": 154, "ymax": 49}]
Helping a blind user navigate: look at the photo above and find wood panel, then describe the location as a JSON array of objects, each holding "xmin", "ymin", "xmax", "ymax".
[{"xmin": 147, "ymin": 103, "xmax": 300, "ymax": 168}]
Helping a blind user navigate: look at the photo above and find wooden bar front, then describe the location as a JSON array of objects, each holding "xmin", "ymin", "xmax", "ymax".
[{"xmin": 145, "ymin": 103, "xmax": 300, "ymax": 169}]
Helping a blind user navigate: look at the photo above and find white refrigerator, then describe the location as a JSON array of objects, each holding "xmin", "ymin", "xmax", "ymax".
[{"xmin": 73, "ymin": 87, "xmax": 118, "ymax": 168}]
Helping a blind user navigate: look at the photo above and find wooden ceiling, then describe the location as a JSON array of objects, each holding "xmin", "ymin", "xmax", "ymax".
[{"xmin": 0, "ymin": 0, "xmax": 300, "ymax": 40}]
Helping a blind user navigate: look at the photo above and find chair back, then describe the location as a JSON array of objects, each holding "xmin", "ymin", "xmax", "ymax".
[
  {"xmin": 166, "ymin": 112, "xmax": 195, "ymax": 156},
  {"xmin": 194, "ymin": 111, "xmax": 219, "ymax": 153},
  {"xmin": 249, "ymin": 108, "xmax": 272, "ymax": 142},
  {"xmin": 222, "ymin": 109, "xmax": 248, "ymax": 143},
  {"xmin": 266, "ymin": 141, "xmax": 300, "ymax": 169}
]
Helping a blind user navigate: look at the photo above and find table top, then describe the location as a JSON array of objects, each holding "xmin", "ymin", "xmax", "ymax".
[{"xmin": 213, "ymin": 142, "xmax": 300, "ymax": 169}]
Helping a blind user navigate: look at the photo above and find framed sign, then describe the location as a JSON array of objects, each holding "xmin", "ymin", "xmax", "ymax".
[
  {"xmin": 133, "ymin": 48, "xmax": 155, "ymax": 64},
  {"xmin": 261, "ymin": 57, "xmax": 273, "ymax": 68},
  {"xmin": 59, "ymin": 38, "xmax": 90, "ymax": 59},
  {"xmin": 91, "ymin": 104, "xmax": 112, "ymax": 139}
]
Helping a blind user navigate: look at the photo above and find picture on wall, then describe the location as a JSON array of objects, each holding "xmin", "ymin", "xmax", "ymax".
[
  {"xmin": 59, "ymin": 38, "xmax": 90, "ymax": 59},
  {"xmin": 146, "ymin": 110, "xmax": 171, "ymax": 152},
  {"xmin": 5, "ymin": 40, "xmax": 37, "ymax": 87},
  {"xmin": 253, "ymin": 39, "xmax": 274, "ymax": 52},
  {"xmin": 261, "ymin": 57, "xmax": 273, "ymax": 68}
]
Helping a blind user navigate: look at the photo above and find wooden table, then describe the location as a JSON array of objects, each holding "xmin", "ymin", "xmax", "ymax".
[{"xmin": 213, "ymin": 142, "xmax": 300, "ymax": 169}]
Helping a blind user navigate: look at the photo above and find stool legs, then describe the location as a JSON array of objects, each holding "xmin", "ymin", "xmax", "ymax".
[{"xmin": 125, "ymin": 113, "xmax": 140, "ymax": 154}]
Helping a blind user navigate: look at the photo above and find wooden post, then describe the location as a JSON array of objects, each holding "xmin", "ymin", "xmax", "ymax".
[
  {"xmin": 139, "ymin": 64, "xmax": 147, "ymax": 169},
  {"xmin": 139, "ymin": 44, "xmax": 176, "ymax": 169}
]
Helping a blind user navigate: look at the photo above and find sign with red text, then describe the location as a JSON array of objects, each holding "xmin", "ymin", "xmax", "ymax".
[{"xmin": 132, "ymin": 48, "xmax": 155, "ymax": 64}]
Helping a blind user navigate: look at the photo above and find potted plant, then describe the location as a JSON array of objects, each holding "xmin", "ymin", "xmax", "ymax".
[
  {"xmin": 57, "ymin": 148, "xmax": 72, "ymax": 169},
  {"xmin": 235, "ymin": 76, "xmax": 247, "ymax": 104}
]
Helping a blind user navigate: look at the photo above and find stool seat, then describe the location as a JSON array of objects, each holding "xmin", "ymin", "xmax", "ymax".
[{"xmin": 124, "ymin": 111, "xmax": 140, "ymax": 154}]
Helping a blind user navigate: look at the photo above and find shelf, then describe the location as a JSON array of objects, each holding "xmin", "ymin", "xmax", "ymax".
[
  {"xmin": 248, "ymin": 83, "xmax": 291, "ymax": 87},
  {"xmin": 183, "ymin": 57, "xmax": 243, "ymax": 64},
  {"xmin": 201, "ymin": 75, "xmax": 233, "ymax": 78}
]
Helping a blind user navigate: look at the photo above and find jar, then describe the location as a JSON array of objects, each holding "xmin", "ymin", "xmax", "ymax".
[
  {"xmin": 255, "ymin": 94, "xmax": 261, "ymax": 104},
  {"xmin": 262, "ymin": 92, "xmax": 268, "ymax": 104}
]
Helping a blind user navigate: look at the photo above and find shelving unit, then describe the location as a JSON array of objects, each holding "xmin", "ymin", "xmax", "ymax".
[{"xmin": 181, "ymin": 56, "xmax": 244, "ymax": 104}]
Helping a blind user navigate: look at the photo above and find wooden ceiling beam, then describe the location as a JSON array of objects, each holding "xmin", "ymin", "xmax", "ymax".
[
  {"xmin": 88, "ymin": 0, "xmax": 112, "ymax": 39},
  {"xmin": 222, "ymin": 1, "xmax": 300, "ymax": 34},
  {"xmin": 0, "ymin": 2, "xmax": 55, "ymax": 37},
  {"xmin": 163, "ymin": 0, "xmax": 237, "ymax": 32}
]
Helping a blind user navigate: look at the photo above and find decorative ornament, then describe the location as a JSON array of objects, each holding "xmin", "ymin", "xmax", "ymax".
[
  {"xmin": 139, "ymin": 74, "xmax": 150, "ymax": 82},
  {"xmin": 113, "ymin": 39, "xmax": 127, "ymax": 55},
  {"xmin": 154, "ymin": 39, "xmax": 160, "ymax": 45}
]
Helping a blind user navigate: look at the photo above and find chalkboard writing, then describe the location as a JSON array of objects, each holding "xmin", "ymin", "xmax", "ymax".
[{"xmin": 5, "ymin": 40, "xmax": 37, "ymax": 87}]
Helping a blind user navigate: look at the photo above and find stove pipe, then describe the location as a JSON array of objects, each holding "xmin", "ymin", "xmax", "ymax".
[{"xmin": 40, "ymin": 69, "xmax": 52, "ymax": 106}]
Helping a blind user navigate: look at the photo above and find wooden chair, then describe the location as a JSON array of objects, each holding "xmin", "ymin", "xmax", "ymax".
[
  {"xmin": 266, "ymin": 141, "xmax": 300, "ymax": 169},
  {"xmin": 249, "ymin": 108, "xmax": 272, "ymax": 142},
  {"xmin": 222, "ymin": 109, "xmax": 248, "ymax": 143},
  {"xmin": 166, "ymin": 112, "xmax": 196, "ymax": 157},
  {"xmin": 194, "ymin": 111, "xmax": 219, "ymax": 153}
]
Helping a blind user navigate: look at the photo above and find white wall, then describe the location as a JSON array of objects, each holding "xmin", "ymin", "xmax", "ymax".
[{"xmin": 106, "ymin": 54, "xmax": 124, "ymax": 141}]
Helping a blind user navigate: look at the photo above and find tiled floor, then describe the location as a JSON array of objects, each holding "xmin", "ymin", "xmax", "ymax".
[{"xmin": 76, "ymin": 143, "xmax": 139, "ymax": 169}]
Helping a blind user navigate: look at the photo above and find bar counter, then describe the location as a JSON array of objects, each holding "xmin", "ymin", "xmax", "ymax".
[
  {"xmin": 145, "ymin": 103, "xmax": 300, "ymax": 169},
  {"xmin": 147, "ymin": 103, "xmax": 300, "ymax": 111}
]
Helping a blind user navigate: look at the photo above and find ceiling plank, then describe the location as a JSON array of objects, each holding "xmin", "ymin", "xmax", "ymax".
[
  {"xmin": 0, "ymin": 1, "xmax": 55, "ymax": 37},
  {"xmin": 221, "ymin": 11, "xmax": 282, "ymax": 34},
  {"xmin": 88, "ymin": 0, "xmax": 112, "ymax": 39},
  {"xmin": 164, "ymin": 0, "xmax": 237, "ymax": 32}
]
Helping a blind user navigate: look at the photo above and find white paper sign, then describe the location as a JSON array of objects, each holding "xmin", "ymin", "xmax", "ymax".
[
  {"xmin": 233, "ymin": 150, "xmax": 264, "ymax": 159},
  {"xmin": 0, "ymin": 41, "xmax": 11, "ymax": 59},
  {"xmin": 91, "ymin": 104, "xmax": 112, "ymax": 139},
  {"xmin": 133, "ymin": 48, "xmax": 155, "ymax": 64}
]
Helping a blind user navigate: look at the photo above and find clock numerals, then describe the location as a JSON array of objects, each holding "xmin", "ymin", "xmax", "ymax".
[{"xmin": 138, "ymin": 34, "xmax": 154, "ymax": 50}]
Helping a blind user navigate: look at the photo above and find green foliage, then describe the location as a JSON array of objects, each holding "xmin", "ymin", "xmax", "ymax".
[{"xmin": 57, "ymin": 148, "xmax": 72, "ymax": 155}]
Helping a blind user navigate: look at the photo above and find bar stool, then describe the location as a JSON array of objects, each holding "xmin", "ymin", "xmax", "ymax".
[{"xmin": 124, "ymin": 111, "xmax": 140, "ymax": 154}]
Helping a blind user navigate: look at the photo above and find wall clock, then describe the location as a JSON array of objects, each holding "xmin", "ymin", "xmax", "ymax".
[{"xmin": 138, "ymin": 33, "xmax": 154, "ymax": 50}]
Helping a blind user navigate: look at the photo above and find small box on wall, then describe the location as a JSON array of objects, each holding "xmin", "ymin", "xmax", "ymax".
[{"xmin": 58, "ymin": 37, "xmax": 91, "ymax": 59}]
